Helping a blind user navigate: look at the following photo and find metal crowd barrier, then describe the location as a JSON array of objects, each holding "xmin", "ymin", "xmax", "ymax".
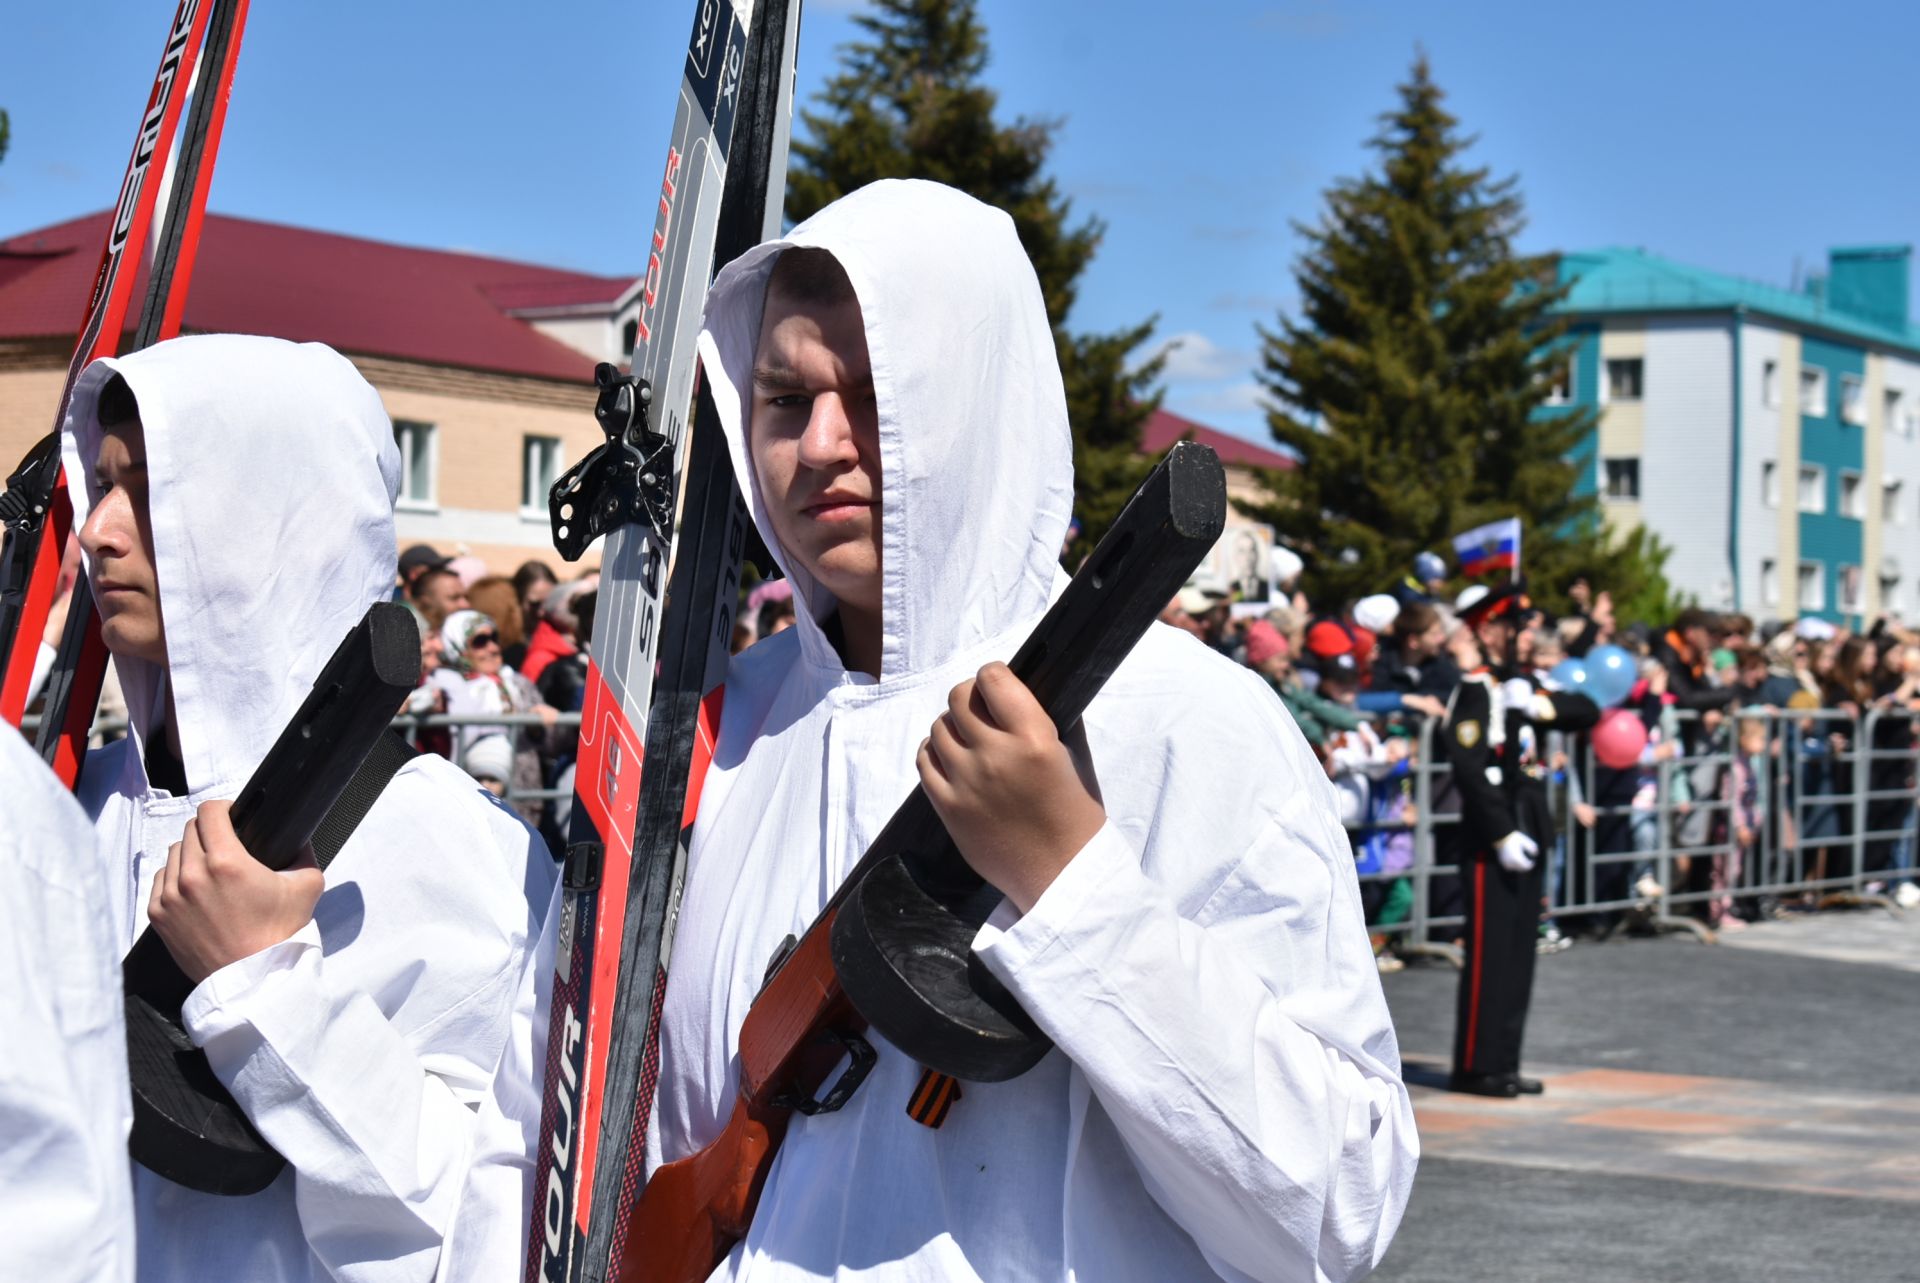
[
  {"xmin": 1339, "ymin": 702, "xmax": 1917, "ymax": 962},
  {"xmin": 32, "ymin": 699, "xmax": 1920, "ymax": 941}
]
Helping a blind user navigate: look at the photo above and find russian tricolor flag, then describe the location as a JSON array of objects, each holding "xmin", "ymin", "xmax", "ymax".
[{"xmin": 1453, "ymin": 517, "xmax": 1522, "ymax": 578}]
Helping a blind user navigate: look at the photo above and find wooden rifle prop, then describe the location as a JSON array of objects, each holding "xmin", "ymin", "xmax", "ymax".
[
  {"xmin": 618, "ymin": 442, "xmax": 1227, "ymax": 1282},
  {"xmin": 122, "ymin": 601, "xmax": 419, "ymax": 1195}
]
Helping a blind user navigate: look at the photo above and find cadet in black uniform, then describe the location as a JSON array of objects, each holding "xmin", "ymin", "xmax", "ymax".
[{"xmin": 1444, "ymin": 584, "xmax": 1598, "ymax": 1097}]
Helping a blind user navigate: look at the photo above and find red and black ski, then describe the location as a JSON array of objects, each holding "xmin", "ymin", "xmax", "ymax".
[
  {"xmin": 0, "ymin": 0, "xmax": 250, "ymax": 786},
  {"xmin": 528, "ymin": 2, "xmax": 800, "ymax": 1279}
]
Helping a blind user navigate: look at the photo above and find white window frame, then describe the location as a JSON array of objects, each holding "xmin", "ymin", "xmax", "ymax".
[
  {"xmin": 1604, "ymin": 357, "xmax": 1644, "ymax": 404},
  {"xmin": 1839, "ymin": 564, "xmax": 1863, "ymax": 615},
  {"xmin": 1800, "ymin": 366, "xmax": 1829, "ymax": 416},
  {"xmin": 1761, "ymin": 359, "xmax": 1780, "ymax": 409},
  {"xmin": 394, "ymin": 420, "xmax": 438, "ymax": 512},
  {"xmin": 1840, "ymin": 469, "xmax": 1865, "ymax": 519},
  {"xmin": 1798, "ymin": 463, "xmax": 1826, "ymax": 514},
  {"xmin": 520, "ymin": 434, "xmax": 566, "ymax": 519},
  {"xmin": 1760, "ymin": 558, "xmax": 1780, "ymax": 608},
  {"xmin": 1541, "ymin": 350, "xmax": 1575, "ymax": 406},
  {"xmin": 1841, "ymin": 374, "xmax": 1867, "ymax": 426},
  {"xmin": 1797, "ymin": 561, "xmax": 1825, "ymax": 612},
  {"xmin": 1603, "ymin": 456, "xmax": 1640, "ymax": 501},
  {"xmin": 1885, "ymin": 479, "xmax": 1905, "ymax": 526},
  {"xmin": 1761, "ymin": 460, "xmax": 1779, "ymax": 508}
]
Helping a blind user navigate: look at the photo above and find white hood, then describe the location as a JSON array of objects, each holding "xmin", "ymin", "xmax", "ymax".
[
  {"xmin": 696, "ymin": 178, "xmax": 1073, "ymax": 681},
  {"xmin": 62, "ymin": 333, "xmax": 400, "ymax": 796}
]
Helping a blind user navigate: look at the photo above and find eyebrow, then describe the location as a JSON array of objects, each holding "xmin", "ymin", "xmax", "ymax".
[{"xmin": 752, "ymin": 364, "xmax": 805, "ymax": 391}]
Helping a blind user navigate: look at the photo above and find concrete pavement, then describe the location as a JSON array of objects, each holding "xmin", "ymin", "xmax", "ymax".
[{"xmin": 1372, "ymin": 906, "xmax": 1920, "ymax": 1281}]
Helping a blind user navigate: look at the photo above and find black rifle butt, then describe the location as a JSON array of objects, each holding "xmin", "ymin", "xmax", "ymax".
[
  {"xmin": 832, "ymin": 444, "xmax": 1226, "ymax": 1081},
  {"xmin": 125, "ymin": 601, "xmax": 421, "ymax": 1194}
]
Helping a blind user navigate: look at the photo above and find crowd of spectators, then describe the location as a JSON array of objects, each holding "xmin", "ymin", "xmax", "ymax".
[
  {"xmin": 1158, "ymin": 545, "xmax": 1920, "ymax": 967},
  {"xmin": 401, "ymin": 535, "xmax": 1920, "ymax": 958}
]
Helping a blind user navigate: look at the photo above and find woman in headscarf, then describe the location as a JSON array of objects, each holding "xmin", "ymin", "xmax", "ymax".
[{"xmin": 440, "ymin": 608, "xmax": 557, "ymax": 824}]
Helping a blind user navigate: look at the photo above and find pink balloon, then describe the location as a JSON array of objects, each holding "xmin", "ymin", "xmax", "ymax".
[{"xmin": 1592, "ymin": 708, "xmax": 1648, "ymax": 770}]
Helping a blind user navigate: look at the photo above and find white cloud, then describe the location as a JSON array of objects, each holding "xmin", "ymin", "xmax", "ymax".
[{"xmin": 1151, "ymin": 331, "xmax": 1256, "ymax": 383}]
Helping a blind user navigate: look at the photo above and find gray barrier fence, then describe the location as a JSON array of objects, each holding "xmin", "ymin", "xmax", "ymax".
[
  {"xmin": 1342, "ymin": 705, "xmax": 1917, "ymax": 965},
  {"xmin": 33, "ymin": 703, "xmax": 1920, "ymax": 957}
]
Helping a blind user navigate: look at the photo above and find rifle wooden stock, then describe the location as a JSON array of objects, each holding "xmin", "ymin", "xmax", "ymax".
[
  {"xmin": 619, "ymin": 445, "xmax": 1226, "ymax": 1281},
  {"xmin": 618, "ymin": 924, "xmax": 859, "ymax": 1283}
]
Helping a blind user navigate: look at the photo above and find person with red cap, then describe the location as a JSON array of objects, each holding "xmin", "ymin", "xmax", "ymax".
[
  {"xmin": 1245, "ymin": 619, "xmax": 1364, "ymax": 752},
  {"xmin": 1444, "ymin": 582, "xmax": 1598, "ymax": 1097}
]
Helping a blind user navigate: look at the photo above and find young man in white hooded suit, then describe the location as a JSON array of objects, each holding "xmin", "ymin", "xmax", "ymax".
[
  {"xmin": 449, "ymin": 179, "xmax": 1417, "ymax": 1281},
  {"xmin": 58, "ymin": 333, "xmax": 556, "ymax": 1281}
]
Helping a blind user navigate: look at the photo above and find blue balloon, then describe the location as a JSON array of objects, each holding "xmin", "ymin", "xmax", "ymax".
[
  {"xmin": 1585, "ymin": 644, "xmax": 1638, "ymax": 708},
  {"xmin": 1547, "ymin": 658, "xmax": 1591, "ymax": 695}
]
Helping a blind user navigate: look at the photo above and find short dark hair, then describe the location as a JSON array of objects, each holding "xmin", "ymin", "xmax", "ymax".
[
  {"xmin": 1674, "ymin": 607, "xmax": 1718, "ymax": 635},
  {"xmin": 97, "ymin": 373, "xmax": 140, "ymax": 428},
  {"xmin": 1393, "ymin": 602, "xmax": 1440, "ymax": 639},
  {"xmin": 766, "ymin": 247, "xmax": 856, "ymax": 308}
]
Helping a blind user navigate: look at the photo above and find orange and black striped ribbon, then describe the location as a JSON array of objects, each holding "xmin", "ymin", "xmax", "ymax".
[{"xmin": 906, "ymin": 1067, "xmax": 962, "ymax": 1128}]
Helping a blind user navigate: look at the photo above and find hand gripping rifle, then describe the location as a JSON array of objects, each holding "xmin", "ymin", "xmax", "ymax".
[
  {"xmin": 122, "ymin": 601, "xmax": 419, "ymax": 1194},
  {"xmin": 618, "ymin": 442, "xmax": 1226, "ymax": 1282}
]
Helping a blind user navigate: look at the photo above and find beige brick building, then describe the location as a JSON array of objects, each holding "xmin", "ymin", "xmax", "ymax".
[{"xmin": 0, "ymin": 211, "xmax": 641, "ymax": 577}]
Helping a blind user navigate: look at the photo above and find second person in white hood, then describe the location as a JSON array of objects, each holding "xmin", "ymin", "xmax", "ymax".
[
  {"xmin": 62, "ymin": 333, "xmax": 556, "ymax": 1282},
  {"xmin": 638, "ymin": 179, "xmax": 1418, "ymax": 1281}
]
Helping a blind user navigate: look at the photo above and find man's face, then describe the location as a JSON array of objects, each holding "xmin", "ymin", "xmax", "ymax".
[
  {"xmin": 416, "ymin": 572, "xmax": 468, "ymax": 621},
  {"xmin": 1476, "ymin": 618, "xmax": 1514, "ymax": 665},
  {"xmin": 750, "ymin": 285, "xmax": 882, "ymax": 620},
  {"xmin": 80, "ymin": 418, "xmax": 166, "ymax": 666}
]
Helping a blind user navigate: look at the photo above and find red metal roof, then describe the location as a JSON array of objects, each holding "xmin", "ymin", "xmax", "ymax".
[
  {"xmin": 0, "ymin": 211, "xmax": 631, "ymax": 383},
  {"xmin": 1140, "ymin": 407, "xmax": 1295, "ymax": 470}
]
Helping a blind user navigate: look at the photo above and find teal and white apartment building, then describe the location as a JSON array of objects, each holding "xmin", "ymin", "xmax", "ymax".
[{"xmin": 1546, "ymin": 244, "xmax": 1920, "ymax": 625}]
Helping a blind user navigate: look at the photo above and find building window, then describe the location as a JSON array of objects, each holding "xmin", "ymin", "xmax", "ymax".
[
  {"xmin": 394, "ymin": 420, "xmax": 436, "ymax": 509},
  {"xmin": 1604, "ymin": 457, "xmax": 1640, "ymax": 500},
  {"xmin": 1761, "ymin": 460, "xmax": 1779, "ymax": 508},
  {"xmin": 1886, "ymin": 389, "xmax": 1904, "ymax": 433},
  {"xmin": 1841, "ymin": 375, "xmax": 1866, "ymax": 426},
  {"xmin": 1605, "ymin": 358, "xmax": 1643, "ymax": 403},
  {"xmin": 1839, "ymin": 565, "xmax": 1863, "ymax": 615},
  {"xmin": 1800, "ymin": 366, "xmax": 1828, "ymax": 416},
  {"xmin": 1760, "ymin": 559, "xmax": 1780, "ymax": 607},
  {"xmin": 1544, "ymin": 355, "xmax": 1573, "ymax": 405},
  {"xmin": 1840, "ymin": 470, "xmax": 1865, "ymax": 519},
  {"xmin": 1797, "ymin": 464, "xmax": 1826, "ymax": 513},
  {"xmin": 1886, "ymin": 479, "xmax": 1905, "ymax": 525},
  {"xmin": 1797, "ymin": 562, "xmax": 1825, "ymax": 612},
  {"xmin": 522, "ymin": 435, "xmax": 564, "ymax": 515},
  {"xmin": 1882, "ymin": 575, "xmax": 1902, "ymax": 615},
  {"xmin": 1762, "ymin": 360, "xmax": 1780, "ymax": 409}
]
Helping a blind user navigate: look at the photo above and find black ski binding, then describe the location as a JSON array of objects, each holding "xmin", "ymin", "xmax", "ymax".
[
  {"xmin": 1, "ymin": 434, "xmax": 62, "ymax": 607},
  {"xmin": 549, "ymin": 363, "xmax": 676, "ymax": 562}
]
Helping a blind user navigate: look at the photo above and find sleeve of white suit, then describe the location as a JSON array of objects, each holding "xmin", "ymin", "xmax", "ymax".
[
  {"xmin": 179, "ymin": 770, "xmax": 548, "ymax": 1283},
  {"xmin": 974, "ymin": 812, "xmax": 1418, "ymax": 1283}
]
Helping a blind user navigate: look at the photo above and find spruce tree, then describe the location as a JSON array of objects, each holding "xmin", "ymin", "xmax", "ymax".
[
  {"xmin": 786, "ymin": 0, "xmax": 1160, "ymax": 558},
  {"xmin": 1250, "ymin": 57, "xmax": 1677, "ymax": 617}
]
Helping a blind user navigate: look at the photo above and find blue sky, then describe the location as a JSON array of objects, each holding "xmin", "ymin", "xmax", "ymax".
[{"xmin": 5, "ymin": 0, "xmax": 1917, "ymax": 441}]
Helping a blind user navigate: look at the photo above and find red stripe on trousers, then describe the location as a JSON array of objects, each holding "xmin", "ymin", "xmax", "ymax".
[{"xmin": 1465, "ymin": 857, "xmax": 1485, "ymax": 1068}]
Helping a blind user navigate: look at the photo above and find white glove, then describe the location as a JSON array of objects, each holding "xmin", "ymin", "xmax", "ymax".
[
  {"xmin": 1495, "ymin": 830, "xmax": 1539, "ymax": 873},
  {"xmin": 1500, "ymin": 678, "xmax": 1535, "ymax": 710}
]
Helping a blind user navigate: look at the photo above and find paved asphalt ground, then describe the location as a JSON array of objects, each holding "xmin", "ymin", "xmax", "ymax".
[{"xmin": 1371, "ymin": 907, "xmax": 1920, "ymax": 1282}]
